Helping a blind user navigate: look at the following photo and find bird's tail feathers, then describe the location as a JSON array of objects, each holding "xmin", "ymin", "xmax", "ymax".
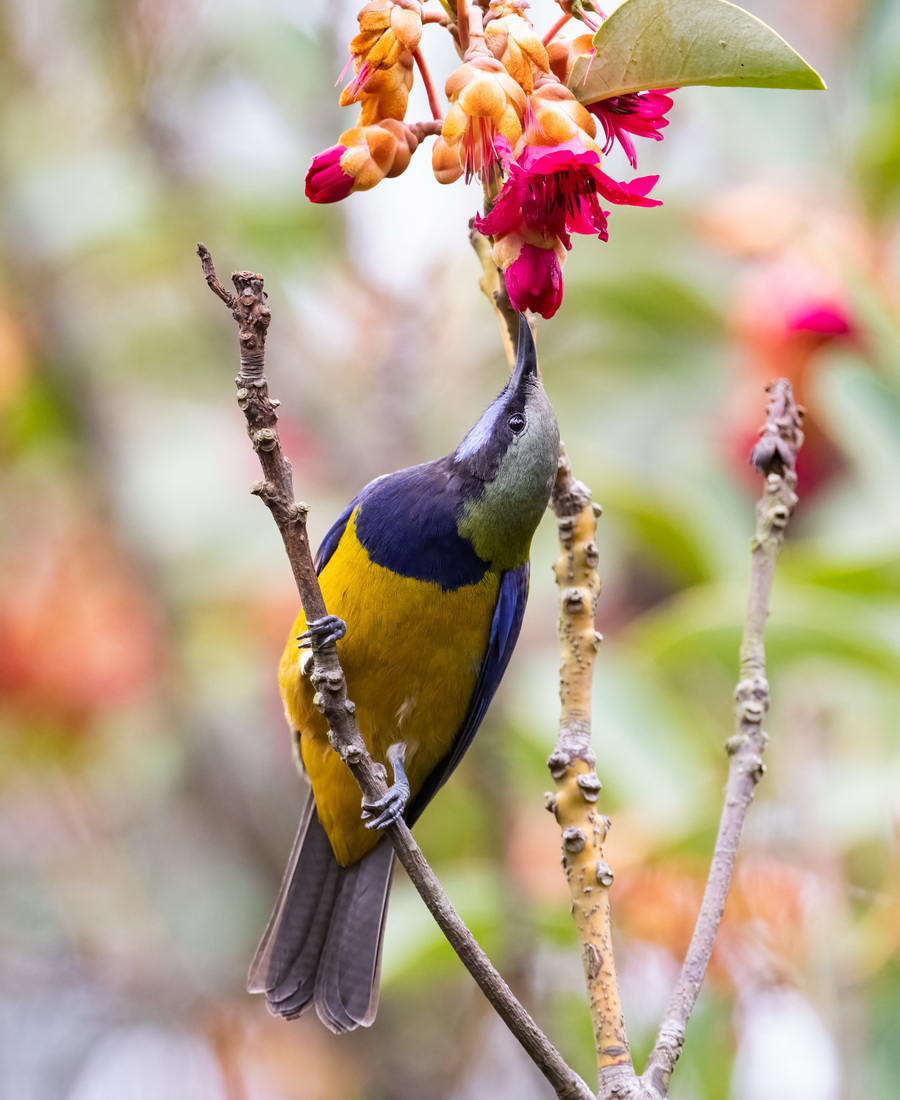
[{"xmin": 248, "ymin": 800, "xmax": 395, "ymax": 1033}]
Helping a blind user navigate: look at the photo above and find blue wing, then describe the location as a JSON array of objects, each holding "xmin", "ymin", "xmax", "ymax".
[
  {"xmin": 406, "ymin": 562, "xmax": 530, "ymax": 824},
  {"xmin": 315, "ymin": 500, "xmax": 356, "ymax": 574},
  {"xmin": 314, "ymin": 475, "xmax": 387, "ymax": 573}
]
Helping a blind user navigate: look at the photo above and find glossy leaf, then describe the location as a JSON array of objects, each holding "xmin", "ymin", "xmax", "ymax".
[{"xmin": 570, "ymin": 0, "xmax": 826, "ymax": 103}]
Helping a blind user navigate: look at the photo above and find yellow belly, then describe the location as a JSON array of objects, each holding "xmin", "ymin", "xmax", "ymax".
[{"xmin": 278, "ymin": 512, "xmax": 499, "ymax": 866}]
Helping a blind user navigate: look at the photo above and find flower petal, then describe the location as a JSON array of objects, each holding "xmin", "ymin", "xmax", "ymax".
[
  {"xmin": 505, "ymin": 244, "xmax": 564, "ymax": 319},
  {"xmin": 305, "ymin": 146, "xmax": 355, "ymax": 203}
]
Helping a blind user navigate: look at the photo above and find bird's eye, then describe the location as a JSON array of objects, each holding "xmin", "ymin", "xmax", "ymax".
[{"xmin": 507, "ymin": 412, "xmax": 526, "ymax": 434}]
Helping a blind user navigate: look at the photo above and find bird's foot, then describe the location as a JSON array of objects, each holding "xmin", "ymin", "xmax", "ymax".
[
  {"xmin": 297, "ymin": 614, "xmax": 347, "ymax": 651},
  {"xmin": 362, "ymin": 742, "xmax": 410, "ymax": 831}
]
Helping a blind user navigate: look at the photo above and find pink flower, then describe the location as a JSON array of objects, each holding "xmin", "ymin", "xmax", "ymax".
[
  {"xmin": 305, "ymin": 146, "xmax": 355, "ymax": 203},
  {"xmin": 505, "ymin": 242, "xmax": 565, "ymax": 318},
  {"xmin": 474, "ymin": 136, "xmax": 661, "ymax": 316},
  {"xmin": 588, "ymin": 91, "xmax": 674, "ymax": 169},
  {"xmin": 475, "ymin": 137, "xmax": 661, "ymax": 250},
  {"xmin": 786, "ymin": 302, "xmax": 853, "ymax": 339}
]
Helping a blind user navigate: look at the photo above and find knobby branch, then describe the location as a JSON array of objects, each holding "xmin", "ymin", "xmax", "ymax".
[
  {"xmin": 548, "ymin": 453, "xmax": 632, "ymax": 1082},
  {"xmin": 643, "ymin": 379, "xmax": 804, "ymax": 1096}
]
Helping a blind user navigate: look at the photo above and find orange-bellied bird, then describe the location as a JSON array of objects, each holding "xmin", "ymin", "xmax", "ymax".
[{"xmin": 249, "ymin": 317, "xmax": 559, "ymax": 1032}]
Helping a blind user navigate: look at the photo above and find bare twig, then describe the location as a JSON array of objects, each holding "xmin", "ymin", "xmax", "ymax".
[
  {"xmin": 643, "ymin": 380, "xmax": 804, "ymax": 1096},
  {"xmin": 197, "ymin": 244, "xmax": 592, "ymax": 1100}
]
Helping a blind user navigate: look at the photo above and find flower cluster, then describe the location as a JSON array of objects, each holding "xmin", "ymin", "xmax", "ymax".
[
  {"xmin": 306, "ymin": 0, "xmax": 425, "ymax": 199},
  {"xmin": 305, "ymin": 1, "xmax": 675, "ymax": 318}
]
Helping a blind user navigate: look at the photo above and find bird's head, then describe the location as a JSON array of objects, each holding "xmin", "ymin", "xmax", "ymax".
[{"xmin": 452, "ymin": 317, "xmax": 560, "ymax": 569}]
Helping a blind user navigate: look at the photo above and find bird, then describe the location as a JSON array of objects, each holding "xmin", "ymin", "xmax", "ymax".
[{"xmin": 248, "ymin": 316, "xmax": 560, "ymax": 1032}]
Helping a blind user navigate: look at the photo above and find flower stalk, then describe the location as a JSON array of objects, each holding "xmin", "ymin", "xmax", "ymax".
[{"xmin": 543, "ymin": 13, "xmax": 571, "ymax": 46}]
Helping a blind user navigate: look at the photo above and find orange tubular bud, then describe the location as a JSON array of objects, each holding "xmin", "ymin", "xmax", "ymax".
[
  {"xmin": 343, "ymin": 63, "xmax": 415, "ymax": 125},
  {"xmin": 347, "ymin": 0, "xmax": 424, "ymax": 81},
  {"xmin": 353, "ymin": 0, "xmax": 423, "ymax": 59},
  {"xmin": 440, "ymin": 17, "xmax": 527, "ymax": 182},
  {"xmin": 484, "ymin": 1, "xmax": 550, "ymax": 94},
  {"xmin": 528, "ymin": 76, "xmax": 598, "ymax": 147},
  {"xmin": 388, "ymin": 0, "xmax": 424, "ymax": 52},
  {"xmin": 432, "ymin": 137, "xmax": 465, "ymax": 184},
  {"xmin": 334, "ymin": 0, "xmax": 421, "ymax": 132},
  {"xmin": 546, "ymin": 33, "xmax": 595, "ymax": 84},
  {"xmin": 337, "ymin": 119, "xmax": 419, "ymax": 192}
]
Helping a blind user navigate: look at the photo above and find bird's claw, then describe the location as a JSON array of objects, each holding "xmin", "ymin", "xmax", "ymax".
[
  {"xmin": 297, "ymin": 614, "xmax": 347, "ymax": 651},
  {"xmin": 361, "ymin": 742, "xmax": 409, "ymax": 831},
  {"xmin": 362, "ymin": 783, "xmax": 411, "ymax": 830}
]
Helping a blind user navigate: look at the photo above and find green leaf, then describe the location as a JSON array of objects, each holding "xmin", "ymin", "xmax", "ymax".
[{"xmin": 569, "ymin": 0, "xmax": 826, "ymax": 104}]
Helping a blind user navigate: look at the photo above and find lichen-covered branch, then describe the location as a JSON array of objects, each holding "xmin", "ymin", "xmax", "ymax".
[
  {"xmin": 549, "ymin": 450, "xmax": 636, "ymax": 1096},
  {"xmin": 643, "ymin": 380, "xmax": 804, "ymax": 1096},
  {"xmin": 197, "ymin": 244, "xmax": 592, "ymax": 1100}
]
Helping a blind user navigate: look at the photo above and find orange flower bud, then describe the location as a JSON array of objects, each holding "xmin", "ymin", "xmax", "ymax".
[
  {"xmin": 484, "ymin": 1, "xmax": 549, "ymax": 93},
  {"xmin": 341, "ymin": 62, "xmax": 414, "ymax": 125},
  {"xmin": 441, "ymin": 29, "xmax": 527, "ymax": 181},
  {"xmin": 384, "ymin": 121, "xmax": 418, "ymax": 178},
  {"xmin": 354, "ymin": 0, "xmax": 423, "ymax": 60},
  {"xmin": 431, "ymin": 137, "xmax": 464, "ymax": 185},
  {"xmin": 527, "ymin": 77, "xmax": 598, "ymax": 147},
  {"xmin": 344, "ymin": 0, "xmax": 423, "ymax": 105},
  {"xmin": 546, "ymin": 33, "xmax": 595, "ymax": 84},
  {"xmin": 307, "ymin": 120, "xmax": 419, "ymax": 201}
]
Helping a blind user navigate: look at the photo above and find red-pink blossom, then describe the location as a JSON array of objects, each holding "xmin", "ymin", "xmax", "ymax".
[
  {"xmin": 474, "ymin": 136, "xmax": 661, "ymax": 316},
  {"xmin": 305, "ymin": 146, "xmax": 355, "ymax": 203},
  {"xmin": 786, "ymin": 302, "xmax": 853, "ymax": 338},
  {"xmin": 475, "ymin": 137, "xmax": 660, "ymax": 249},
  {"xmin": 589, "ymin": 91, "xmax": 674, "ymax": 169},
  {"xmin": 505, "ymin": 243, "xmax": 565, "ymax": 318}
]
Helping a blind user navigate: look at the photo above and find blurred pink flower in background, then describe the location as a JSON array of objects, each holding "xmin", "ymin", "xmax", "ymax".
[{"xmin": 705, "ymin": 182, "xmax": 867, "ymax": 496}]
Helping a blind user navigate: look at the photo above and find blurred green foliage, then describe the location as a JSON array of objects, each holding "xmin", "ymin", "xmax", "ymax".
[{"xmin": 1, "ymin": 2, "xmax": 898, "ymax": 1099}]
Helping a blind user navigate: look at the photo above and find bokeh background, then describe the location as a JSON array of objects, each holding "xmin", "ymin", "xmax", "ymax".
[{"xmin": 2, "ymin": 1, "xmax": 899, "ymax": 1097}]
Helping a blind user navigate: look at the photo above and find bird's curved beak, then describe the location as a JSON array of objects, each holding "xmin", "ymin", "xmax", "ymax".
[{"xmin": 510, "ymin": 315, "xmax": 538, "ymax": 392}]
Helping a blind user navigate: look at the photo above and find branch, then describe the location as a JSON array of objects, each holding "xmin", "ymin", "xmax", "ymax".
[
  {"xmin": 550, "ymin": 451, "xmax": 644, "ymax": 1100},
  {"xmin": 197, "ymin": 244, "xmax": 592, "ymax": 1100},
  {"xmin": 468, "ymin": 221, "xmax": 520, "ymax": 368},
  {"xmin": 643, "ymin": 379, "xmax": 804, "ymax": 1096}
]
